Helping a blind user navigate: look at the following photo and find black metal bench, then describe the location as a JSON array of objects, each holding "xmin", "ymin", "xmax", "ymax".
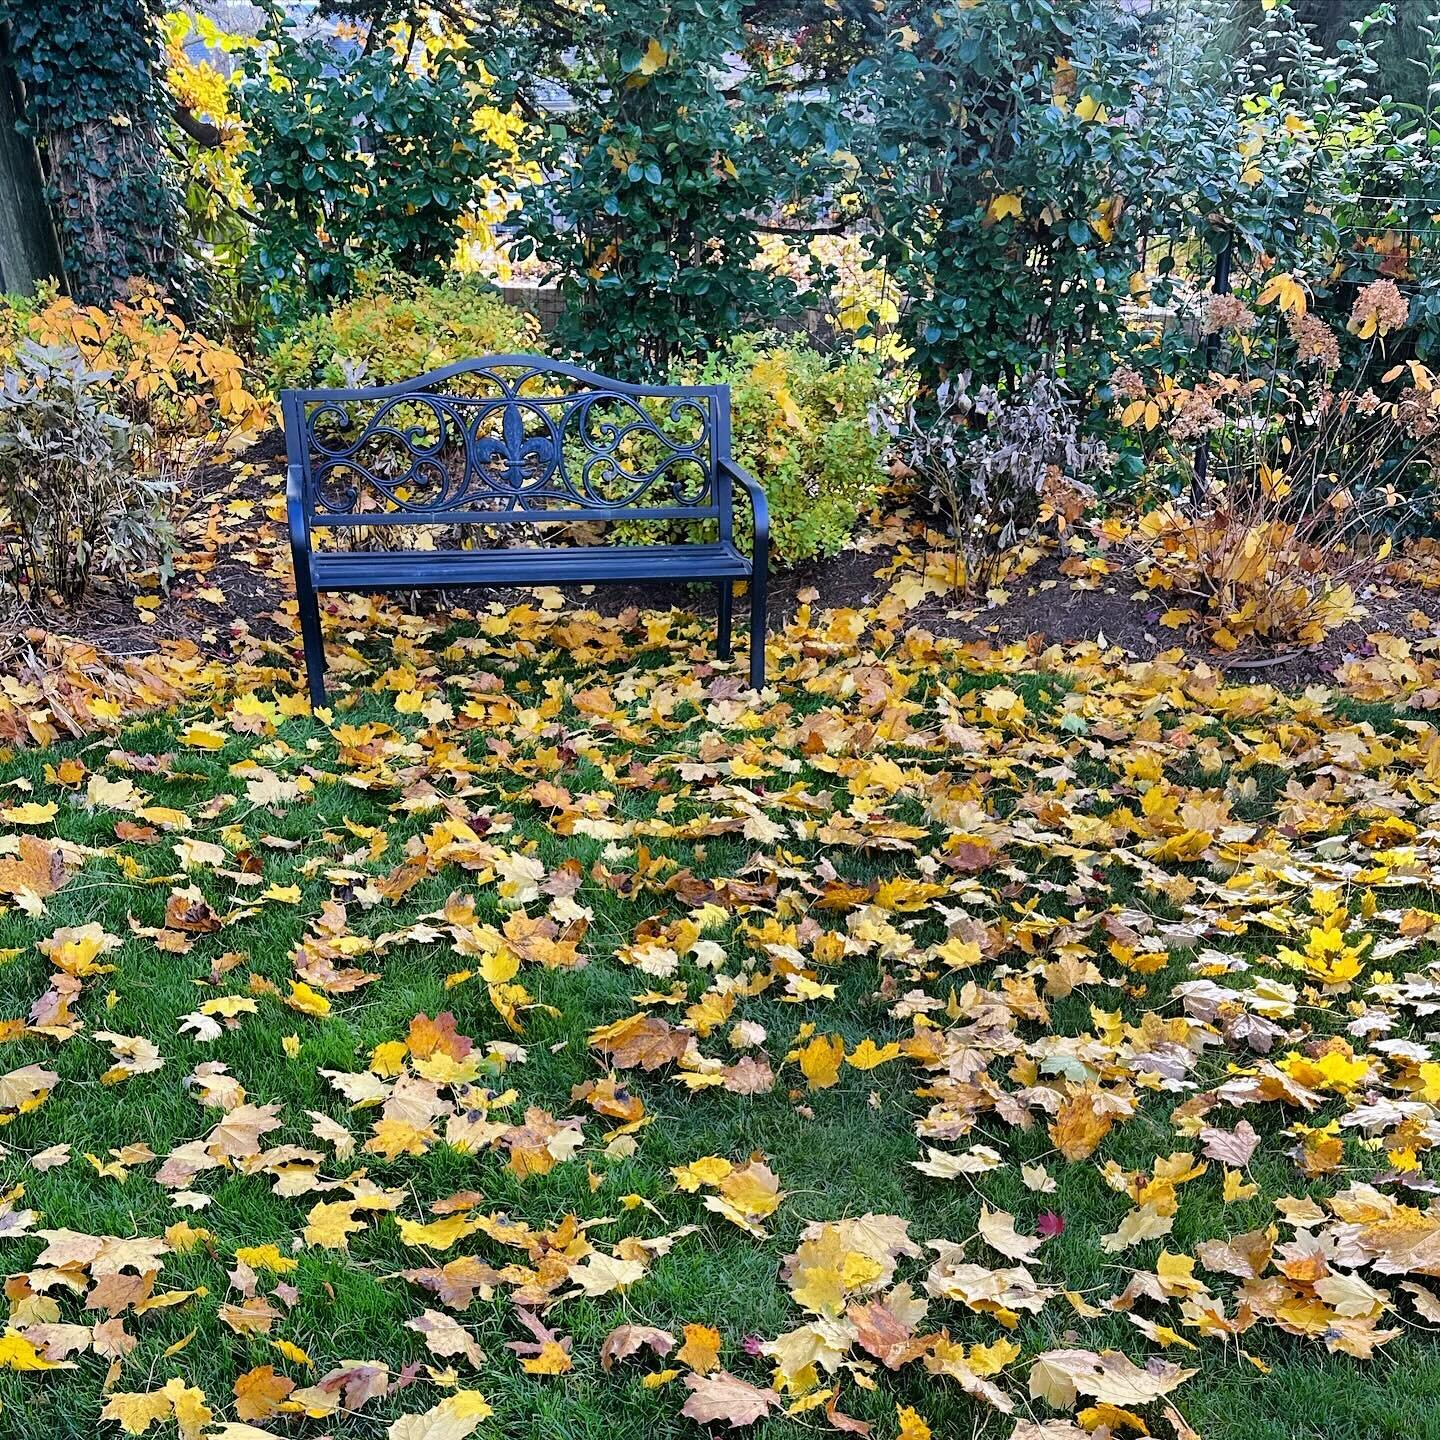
[{"xmin": 281, "ymin": 355, "xmax": 769, "ymax": 704}]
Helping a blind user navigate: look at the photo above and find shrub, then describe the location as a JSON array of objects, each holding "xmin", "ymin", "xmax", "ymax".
[
  {"xmin": 857, "ymin": 0, "xmax": 1417, "ymax": 409},
  {"xmin": 162, "ymin": 10, "xmax": 256, "ymax": 325},
  {"xmin": 0, "ymin": 290, "xmax": 40, "ymax": 356},
  {"xmin": 701, "ymin": 337, "xmax": 887, "ymax": 569},
  {"xmin": 1122, "ymin": 279, "xmax": 1439, "ymax": 653},
  {"xmin": 891, "ymin": 373, "xmax": 1109, "ymax": 595},
  {"xmin": 859, "ymin": 0, "xmax": 1173, "ymax": 398},
  {"xmin": 1132, "ymin": 505, "xmax": 1366, "ymax": 652},
  {"xmin": 0, "ymin": 282, "xmax": 267, "ymax": 447},
  {"xmin": 0, "ymin": 343, "xmax": 175, "ymax": 605},
  {"xmin": 605, "ymin": 337, "xmax": 885, "ymax": 567},
  {"xmin": 265, "ymin": 279, "xmax": 539, "ymax": 391},
  {"xmin": 239, "ymin": 20, "xmax": 508, "ymax": 324},
  {"xmin": 508, "ymin": 0, "xmax": 844, "ymax": 377}
]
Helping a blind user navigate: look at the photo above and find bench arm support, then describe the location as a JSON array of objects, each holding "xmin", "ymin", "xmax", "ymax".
[
  {"xmin": 720, "ymin": 457, "xmax": 769, "ymax": 689},
  {"xmin": 724, "ymin": 458, "xmax": 769, "ymax": 549},
  {"xmin": 286, "ymin": 464, "xmax": 311, "ymax": 560}
]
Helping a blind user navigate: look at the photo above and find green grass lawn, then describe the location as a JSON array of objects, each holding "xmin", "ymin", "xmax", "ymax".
[{"xmin": 0, "ymin": 609, "xmax": 1438, "ymax": 1440}]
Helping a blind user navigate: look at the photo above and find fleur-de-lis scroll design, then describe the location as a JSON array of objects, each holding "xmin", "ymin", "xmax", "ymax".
[
  {"xmin": 300, "ymin": 359, "xmax": 718, "ymax": 518},
  {"xmin": 471, "ymin": 399, "xmax": 559, "ymax": 506}
]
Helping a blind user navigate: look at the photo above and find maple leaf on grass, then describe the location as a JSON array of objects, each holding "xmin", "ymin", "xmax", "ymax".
[
  {"xmin": 977, "ymin": 1205, "xmax": 1048, "ymax": 1263},
  {"xmin": 911, "ymin": 1143, "xmax": 1003, "ymax": 1179},
  {"xmin": 600, "ymin": 1324, "xmax": 676, "ymax": 1371},
  {"xmin": 1199, "ymin": 1119, "xmax": 1261, "ymax": 1166},
  {"xmin": 233, "ymin": 1363, "xmax": 294, "ymax": 1420},
  {"xmin": 793, "ymin": 1033, "xmax": 844, "ymax": 1089},
  {"xmin": 304, "ymin": 1198, "xmax": 365, "ymax": 1250},
  {"xmin": 1028, "ymin": 1348, "xmax": 1196, "ymax": 1411},
  {"xmin": 506, "ymin": 1306, "xmax": 574, "ymax": 1375},
  {"xmin": 681, "ymin": 1370, "xmax": 780, "ymax": 1428},
  {"xmin": 386, "ymin": 1389, "xmax": 493, "ymax": 1440},
  {"xmin": 677, "ymin": 1321, "xmax": 723, "ymax": 1374},
  {"xmin": 406, "ymin": 1307, "xmax": 485, "ymax": 1367}
]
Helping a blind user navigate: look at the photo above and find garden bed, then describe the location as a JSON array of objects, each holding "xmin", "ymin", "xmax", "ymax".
[{"xmin": 27, "ymin": 431, "xmax": 1440, "ymax": 704}]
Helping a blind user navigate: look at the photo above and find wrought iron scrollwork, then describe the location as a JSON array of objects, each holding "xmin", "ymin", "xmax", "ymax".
[
  {"xmin": 309, "ymin": 393, "xmax": 472, "ymax": 515},
  {"xmin": 567, "ymin": 393, "xmax": 711, "ymax": 509},
  {"xmin": 302, "ymin": 359, "xmax": 716, "ymax": 517}
]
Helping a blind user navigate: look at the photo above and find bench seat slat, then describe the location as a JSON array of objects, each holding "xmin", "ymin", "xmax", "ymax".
[{"xmin": 309, "ymin": 541, "xmax": 751, "ymax": 592}]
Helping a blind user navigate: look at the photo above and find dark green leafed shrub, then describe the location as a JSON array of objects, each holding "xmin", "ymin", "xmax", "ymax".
[
  {"xmin": 239, "ymin": 19, "xmax": 506, "ymax": 324},
  {"xmin": 507, "ymin": 0, "xmax": 844, "ymax": 380},
  {"xmin": 264, "ymin": 280, "xmax": 540, "ymax": 391}
]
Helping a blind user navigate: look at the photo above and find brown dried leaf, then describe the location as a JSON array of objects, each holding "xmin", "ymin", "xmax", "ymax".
[{"xmin": 680, "ymin": 1371, "xmax": 780, "ymax": 1428}]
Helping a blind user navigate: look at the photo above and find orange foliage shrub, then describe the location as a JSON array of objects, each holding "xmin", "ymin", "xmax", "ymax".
[{"xmin": 1, "ymin": 283, "xmax": 268, "ymax": 445}]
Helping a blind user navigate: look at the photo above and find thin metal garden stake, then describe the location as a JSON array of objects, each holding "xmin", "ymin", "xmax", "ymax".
[{"xmin": 1193, "ymin": 234, "xmax": 1232, "ymax": 499}]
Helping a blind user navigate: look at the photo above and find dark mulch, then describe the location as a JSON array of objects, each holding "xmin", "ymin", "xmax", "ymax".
[
  {"xmin": 30, "ymin": 432, "xmax": 1440, "ymax": 689},
  {"xmin": 894, "ymin": 548, "xmax": 1435, "ymax": 688}
]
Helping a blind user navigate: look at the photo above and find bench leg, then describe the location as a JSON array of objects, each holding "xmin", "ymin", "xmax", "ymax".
[
  {"xmin": 296, "ymin": 578, "xmax": 327, "ymax": 707},
  {"xmin": 716, "ymin": 581, "xmax": 734, "ymax": 661},
  {"xmin": 747, "ymin": 565, "xmax": 767, "ymax": 691}
]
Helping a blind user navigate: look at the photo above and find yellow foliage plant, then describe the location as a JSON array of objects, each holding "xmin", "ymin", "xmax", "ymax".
[
  {"xmin": 162, "ymin": 10, "xmax": 254, "ymax": 235},
  {"xmin": 1120, "ymin": 278, "xmax": 1437, "ymax": 654},
  {"xmin": 755, "ymin": 231, "xmax": 912, "ymax": 367}
]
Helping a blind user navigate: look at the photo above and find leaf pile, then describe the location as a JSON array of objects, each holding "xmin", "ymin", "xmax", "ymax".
[{"xmin": 2, "ymin": 575, "xmax": 1440, "ymax": 1436}]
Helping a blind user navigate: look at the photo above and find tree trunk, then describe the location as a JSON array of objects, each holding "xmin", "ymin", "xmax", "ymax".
[
  {"xmin": 39, "ymin": 116, "xmax": 181, "ymax": 306},
  {"xmin": 1, "ymin": 0, "xmax": 191, "ymax": 309},
  {"xmin": 0, "ymin": 31, "xmax": 61, "ymax": 294}
]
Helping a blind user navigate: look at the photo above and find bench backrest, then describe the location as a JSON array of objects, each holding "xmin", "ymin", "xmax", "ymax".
[{"xmin": 281, "ymin": 355, "xmax": 733, "ymax": 538}]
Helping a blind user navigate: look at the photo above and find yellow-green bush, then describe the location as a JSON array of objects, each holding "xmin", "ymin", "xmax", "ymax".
[
  {"xmin": 609, "ymin": 337, "xmax": 886, "ymax": 567},
  {"xmin": 265, "ymin": 278, "xmax": 539, "ymax": 390},
  {"xmin": 692, "ymin": 335, "xmax": 887, "ymax": 567},
  {"xmin": 0, "ymin": 289, "xmax": 40, "ymax": 355}
]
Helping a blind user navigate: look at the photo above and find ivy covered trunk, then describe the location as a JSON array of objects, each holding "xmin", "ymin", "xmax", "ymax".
[
  {"xmin": 0, "ymin": 25, "xmax": 61, "ymax": 294},
  {"xmin": 37, "ymin": 115, "xmax": 183, "ymax": 305},
  {"xmin": 1, "ymin": 0, "xmax": 191, "ymax": 308}
]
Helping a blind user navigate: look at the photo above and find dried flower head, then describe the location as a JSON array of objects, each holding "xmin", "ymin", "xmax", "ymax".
[
  {"xmin": 1287, "ymin": 311, "xmax": 1341, "ymax": 370},
  {"xmin": 1202, "ymin": 293, "xmax": 1257, "ymax": 337},
  {"xmin": 1109, "ymin": 365, "xmax": 1146, "ymax": 401},
  {"xmin": 1348, "ymin": 279, "xmax": 1408, "ymax": 340},
  {"xmin": 1397, "ymin": 385, "xmax": 1440, "ymax": 443},
  {"xmin": 1167, "ymin": 387, "xmax": 1222, "ymax": 443}
]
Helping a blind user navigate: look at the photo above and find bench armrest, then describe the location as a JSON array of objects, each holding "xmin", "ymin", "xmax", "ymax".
[
  {"xmin": 718, "ymin": 455, "xmax": 769, "ymax": 689},
  {"xmin": 720, "ymin": 457, "xmax": 768, "ymax": 548},
  {"xmin": 286, "ymin": 463, "xmax": 313, "ymax": 569}
]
